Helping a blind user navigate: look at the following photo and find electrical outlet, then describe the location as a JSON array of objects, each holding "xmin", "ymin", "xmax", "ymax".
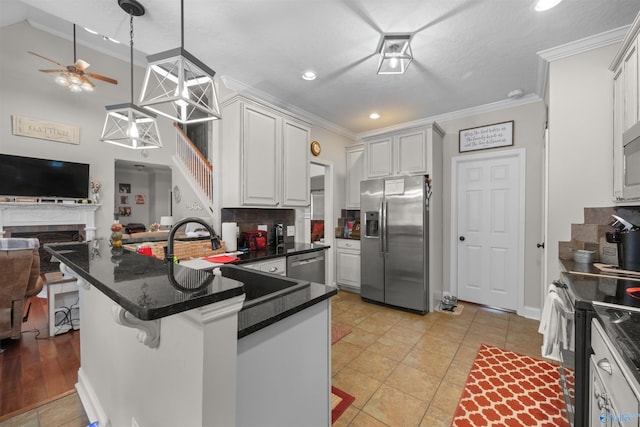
[
  {"xmin": 287, "ymin": 225, "xmax": 295, "ymax": 236},
  {"xmin": 258, "ymin": 224, "xmax": 268, "ymax": 231}
]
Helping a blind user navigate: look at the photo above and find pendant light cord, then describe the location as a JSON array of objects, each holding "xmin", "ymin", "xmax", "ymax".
[
  {"xmin": 180, "ymin": 0, "xmax": 184, "ymax": 48},
  {"xmin": 129, "ymin": 14, "xmax": 134, "ymax": 104}
]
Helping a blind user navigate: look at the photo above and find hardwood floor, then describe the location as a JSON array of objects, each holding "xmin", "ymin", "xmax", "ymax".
[{"xmin": 0, "ymin": 295, "xmax": 80, "ymax": 419}]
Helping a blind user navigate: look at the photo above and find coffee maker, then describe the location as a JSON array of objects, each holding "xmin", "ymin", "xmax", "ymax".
[
  {"xmin": 273, "ymin": 224, "xmax": 284, "ymax": 250},
  {"xmin": 606, "ymin": 215, "xmax": 640, "ymax": 272}
]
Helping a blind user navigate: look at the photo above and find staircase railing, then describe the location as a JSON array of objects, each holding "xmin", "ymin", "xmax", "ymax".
[{"xmin": 173, "ymin": 122, "xmax": 213, "ymax": 207}]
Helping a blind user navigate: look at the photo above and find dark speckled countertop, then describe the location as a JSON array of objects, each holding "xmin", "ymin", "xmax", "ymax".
[{"xmin": 44, "ymin": 241, "xmax": 336, "ymax": 338}]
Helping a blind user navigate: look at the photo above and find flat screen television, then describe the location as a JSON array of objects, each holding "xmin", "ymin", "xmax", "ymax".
[{"xmin": 0, "ymin": 154, "xmax": 89, "ymax": 199}]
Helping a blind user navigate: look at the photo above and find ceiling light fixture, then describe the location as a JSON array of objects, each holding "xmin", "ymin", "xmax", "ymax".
[
  {"xmin": 100, "ymin": 0, "xmax": 162, "ymax": 150},
  {"xmin": 534, "ymin": 0, "xmax": 563, "ymax": 11},
  {"xmin": 138, "ymin": 0, "xmax": 221, "ymax": 124},
  {"xmin": 302, "ymin": 71, "xmax": 317, "ymax": 81},
  {"xmin": 377, "ymin": 34, "xmax": 413, "ymax": 75},
  {"xmin": 369, "ymin": 113, "xmax": 381, "ymax": 119}
]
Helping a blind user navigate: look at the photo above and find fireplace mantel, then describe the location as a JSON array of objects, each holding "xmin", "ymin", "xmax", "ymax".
[{"xmin": 0, "ymin": 202, "xmax": 99, "ymax": 240}]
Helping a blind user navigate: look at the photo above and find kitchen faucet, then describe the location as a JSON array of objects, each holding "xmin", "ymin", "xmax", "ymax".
[{"xmin": 166, "ymin": 217, "xmax": 221, "ymax": 263}]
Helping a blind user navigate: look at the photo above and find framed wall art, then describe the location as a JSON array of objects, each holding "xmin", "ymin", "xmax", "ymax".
[{"xmin": 459, "ymin": 121, "xmax": 514, "ymax": 153}]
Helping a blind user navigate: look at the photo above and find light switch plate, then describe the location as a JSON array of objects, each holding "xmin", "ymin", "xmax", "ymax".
[
  {"xmin": 258, "ymin": 224, "xmax": 268, "ymax": 231},
  {"xmin": 287, "ymin": 225, "xmax": 295, "ymax": 236}
]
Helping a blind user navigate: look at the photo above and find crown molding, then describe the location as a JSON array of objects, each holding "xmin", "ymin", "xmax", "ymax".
[
  {"xmin": 536, "ymin": 26, "xmax": 629, "ymax": 101},
  {"xmin": 611, "ymin": 13, "xmax": 640, "ymax": 70}
]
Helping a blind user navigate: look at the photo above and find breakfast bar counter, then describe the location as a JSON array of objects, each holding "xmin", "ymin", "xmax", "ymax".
[{"xmin": 45, "ymin": 241, "xmax": 336, "ymax": 427}]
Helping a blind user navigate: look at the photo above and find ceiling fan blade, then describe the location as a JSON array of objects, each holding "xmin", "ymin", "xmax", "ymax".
[
  {"xmin": 86, "ymin": 72, "xmax": 118, "ymax": 85},
  {"xmin": 27, "ymin": 51, "xmax": 66, "ymax": 67},
  {"xmin": 74, "ymin": 59, "xmax": 90, "ymax": 71},
  {"xmin": 38, "ymin": 69, "xmax": 66, "ymax": 73}
]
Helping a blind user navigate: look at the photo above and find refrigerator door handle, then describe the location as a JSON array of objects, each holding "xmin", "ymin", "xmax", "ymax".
[
  {"xmin": 379, "ymin": 200, "xmax": 384, "ymax": 254},
  {"xmin": 383, "ymin": 199, "xmax": 388, "ymax": 254}
]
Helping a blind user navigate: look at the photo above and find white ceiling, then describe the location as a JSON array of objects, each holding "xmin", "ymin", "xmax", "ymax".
[{"xmin": 2, "ymin": 0, "xmax": 640, "ymax": 136}]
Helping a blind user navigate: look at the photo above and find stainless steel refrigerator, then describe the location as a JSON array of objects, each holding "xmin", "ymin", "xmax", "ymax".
[{"xmin": 360, "ymin": 175, "xmax": 431, "ymax": 313}]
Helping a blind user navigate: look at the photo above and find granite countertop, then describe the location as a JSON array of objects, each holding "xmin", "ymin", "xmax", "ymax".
[
  {"xmin": 44, "ymin": 240, "xmax": 336, "ymax": 337},
  {"xmin": 235, "ymin": 242, "xmax": 329, "ymax": 264}
]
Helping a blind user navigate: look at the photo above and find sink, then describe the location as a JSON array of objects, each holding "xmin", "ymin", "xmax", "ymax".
[{"xmin": 217, "ymin": 265, "xmax": 310, "ymax": 308}]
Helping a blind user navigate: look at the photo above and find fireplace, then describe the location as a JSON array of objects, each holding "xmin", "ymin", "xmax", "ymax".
[
  {"xmin": 0, "ymin": 202, "xmax": 98, "ymax": 273},
  {"xmin": 4, "ymin": 224, "xmax": 86, "ymax": 273}
]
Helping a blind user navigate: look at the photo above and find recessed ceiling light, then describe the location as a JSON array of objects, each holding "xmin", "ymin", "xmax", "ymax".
[
  {"xmin": 369, "ymin": 113, "xmax": 381, "ymax": 119},
  {"xmin": 534, "ymin": 0, "xmax": 562, "ymax": 11},
  {"xmin": 302, "ymin": 71, "xmax": 317, "ymax": 81}
]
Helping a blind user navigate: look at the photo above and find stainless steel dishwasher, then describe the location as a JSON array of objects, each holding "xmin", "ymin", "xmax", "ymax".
[{"xmin": 287, "ymin": 251, "xmax": 325, "ymax": 284}]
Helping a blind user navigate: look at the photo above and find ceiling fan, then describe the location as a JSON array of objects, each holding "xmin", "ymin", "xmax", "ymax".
[{"xmin": 28, "ymin": 24, "xmax": 118, "ymax": 92}]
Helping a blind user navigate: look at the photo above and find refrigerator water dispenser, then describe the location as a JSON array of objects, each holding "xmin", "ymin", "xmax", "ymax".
[{"xmin": 365, "ymin": 211, "xmax": 379, "ymax": 237}]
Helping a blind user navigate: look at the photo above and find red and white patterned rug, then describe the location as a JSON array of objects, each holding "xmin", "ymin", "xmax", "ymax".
[{"xmin": 451, "ymin": 344, "xmax": 570, "ymax": 427}]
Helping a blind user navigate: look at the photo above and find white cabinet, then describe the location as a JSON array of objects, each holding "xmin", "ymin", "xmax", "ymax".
[
  {"xmin": 221, "ymin": 96, "xmax": 310, "ymax": 207},
  {"xmin": 336, "ymin": 238, "xmax": 360, "ymax": 291},
  {"xmin": 243, "ymin": 257, "xmax": 286, "ymax": 276},
  {"xmin": 611, "ymin": 14, "xmax": 640, "ymax": 201},
  {"xmin": 345, "ymin": 144, "xmax": 364, "ymax": 209},
  {"xmin": 363, "ymin": 124, "xmax": 444, "ymax": 179}
]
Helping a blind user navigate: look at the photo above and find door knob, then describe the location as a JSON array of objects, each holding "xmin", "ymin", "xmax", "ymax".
[
  {"xmin": 459, "ymin": 236, "xmax": 465, "ymax": 242},
  {"xmin": 537, "ymin": 242, "xmax": 545, "ymax": 248}
]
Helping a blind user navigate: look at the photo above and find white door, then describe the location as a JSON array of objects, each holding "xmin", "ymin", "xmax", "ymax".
[{"xmin": 454, "ymin": 150, "xmax": 524, "ymax": 311}]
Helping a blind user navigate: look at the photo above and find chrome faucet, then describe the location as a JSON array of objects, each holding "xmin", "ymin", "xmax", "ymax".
[{"xmin": 166, "ymin": 217, "xmax": 221, "ymax": 262}]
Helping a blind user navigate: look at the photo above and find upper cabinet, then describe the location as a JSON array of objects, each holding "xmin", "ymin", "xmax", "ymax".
[
  {"xmin": 221, "ymin": 96, "xmax": 310, "ymax": 207},
  {"xmin": 611, "ymin": 13, "xmax": 640, "ymax": 201},
  {"xmin": 363, "ymin": 124, "xmax": 444, "ymax": 180},
  {"xmin": 345, "ymin": 144, "xmax": 364, "ymax": 209}
]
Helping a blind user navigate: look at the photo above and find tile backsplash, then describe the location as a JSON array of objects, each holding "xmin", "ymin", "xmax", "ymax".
[{"xmin": 221, "ymin": 208, "xmax": 295, "ymax": 247}]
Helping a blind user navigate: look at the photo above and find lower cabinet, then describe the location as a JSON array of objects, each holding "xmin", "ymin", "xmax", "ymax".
[
  {"xmin": 336, "ymin": 239, "xmax": 361, "ymax": 291},
  {"xmin": 242, "ymin": 257, "xmax": 287, "ymax": 276}
]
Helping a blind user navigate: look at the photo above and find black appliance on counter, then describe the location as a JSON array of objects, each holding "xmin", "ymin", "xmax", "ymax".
[{"xmin": 558, "ymin": 271, "xmax": 640, "ymax": 427}]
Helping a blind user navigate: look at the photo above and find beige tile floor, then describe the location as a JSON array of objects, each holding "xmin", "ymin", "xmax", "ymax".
[
  {"xmin": 0, "ymin": 290, "xmax": 545, "ymax": 427},
  {"xmin": 331, "ymin": 290, "xmax": 545, "ymax": 427}
]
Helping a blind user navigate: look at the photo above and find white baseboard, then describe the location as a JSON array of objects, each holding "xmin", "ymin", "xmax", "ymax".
[
  {"xmin": 520, "ymin": 305, "xmax": 541, "ymax": 321},
  {"xmin": 76, "ymin": 367, "xmax": 110, "ymax": 427}
]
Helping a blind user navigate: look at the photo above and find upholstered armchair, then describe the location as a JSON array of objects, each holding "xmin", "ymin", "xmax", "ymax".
[{"xmin": 0, "ymin": 238, "xmax": 43, "ymax": 342}]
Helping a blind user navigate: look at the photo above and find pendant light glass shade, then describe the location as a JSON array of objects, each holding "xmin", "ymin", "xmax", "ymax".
[
  {"xmin": 377, "ymin": 35, "xmax": 413, "ymax": 75},
  {"xmin": 101, "ymin": 103, "xmax": 162, "ymax": 149},
  {"xmin": 139, "ymin": 47, "xmax": 221, "ymax": 124},
  {"xmin": 100, "ymin": 0, "xmax": 162, "ymax": 150}
]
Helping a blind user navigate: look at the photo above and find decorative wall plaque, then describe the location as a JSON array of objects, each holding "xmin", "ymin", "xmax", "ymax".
[
  {"xmin": 11, "ymin": 115, "xmax": 80, "ymax": 145},
  {"xmin": 459, "ymin": 121, "xmax": 514, "ymax": 153}
]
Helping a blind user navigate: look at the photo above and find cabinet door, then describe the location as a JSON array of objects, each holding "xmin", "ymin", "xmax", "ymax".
[
  {"xmin": 336, "ymin": 249, "xmax": 361, "ymax": 289},
  {"xmin": 282, "ymin": 120, "xmax": 310, "ymax": 206},
  {"xmin": 623, "ymin": 40, "xmax": 639, "ymax": 132},
  {"xmin": 346, "ymin": 145, "xmax": 364, "ymax": 209},
  {"xmin": 242, "ymin": 105, "xmax": 280, "ymax": 206},
  {"xmin": 366, "ymin": 137, "xmax": 393, "ymax": 178},
  {"xmin": 395, "ymin": 129, "xmax": 427, "ymax": 175}
]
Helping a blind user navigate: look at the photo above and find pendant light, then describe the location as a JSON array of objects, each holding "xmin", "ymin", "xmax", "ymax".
[
  {"xmin": 100, "ymin": 0, "xmax": 162, "ymax": 150},
  {"xmin": 138, "ymin": 0, "xmax": 221, "ymax": 124}
]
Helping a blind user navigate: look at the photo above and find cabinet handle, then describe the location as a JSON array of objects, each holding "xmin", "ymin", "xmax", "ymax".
[
  {"xmin": 597, "ymin": 358, "xmax": 613, "ymax": 375},
  {"xmin": 269, "ymin": 267, "xmax": 278, "ymax": 273},
  {"xmin": 346, "ymin": 243, "xmax": 352, "ymax": 247}
]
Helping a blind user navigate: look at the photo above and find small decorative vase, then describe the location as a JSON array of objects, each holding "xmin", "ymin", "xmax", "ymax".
[{"xmin": 92, "ymin": 193, "xmax": 100, "ymax": 204}]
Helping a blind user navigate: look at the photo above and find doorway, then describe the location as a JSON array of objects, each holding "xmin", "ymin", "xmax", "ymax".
[
  {"xmin": 451, "ymin": 149, "xmax": 525, "ymax": 312},
  {"xmin": 308, "ymin": 159, "xmax": 334, "ymax": 287}
]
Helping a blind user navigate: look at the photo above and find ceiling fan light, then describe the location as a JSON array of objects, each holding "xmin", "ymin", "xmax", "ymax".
[
  {"xmin": 140, "ymin": 47, "xmax": 221, "ymax": 124},
  {"xmin": 55, "ymin": 74, "xmax": 68, "ymax": 86},
  {"xmin": 82, "ymin": 82, "xmax": 95, "ymax": 91},
  {"xmin": 69, "ymin": 84, "xmax": 82, "ymax": 92},
  {"xmin": 377, "ymin": 35, "xmax": 413, "ymax": 75}
]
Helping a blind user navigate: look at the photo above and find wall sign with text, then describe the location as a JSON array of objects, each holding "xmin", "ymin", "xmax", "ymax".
[{"xmin": 459, "ymin": 121, "xmax": 514, "ymax": 153}]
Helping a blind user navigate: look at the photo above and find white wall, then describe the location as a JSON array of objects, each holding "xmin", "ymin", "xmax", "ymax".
[
  {"xmin": 438, "ymin": 101, "xmax": 547, "ymax": 315},
  {"xmin": 546, "ymin": 43, "xmax": 624, "ymax": 285},
  {"xmin": 0, "ymin": 21, "xmax": 177, "ymax": 240}
]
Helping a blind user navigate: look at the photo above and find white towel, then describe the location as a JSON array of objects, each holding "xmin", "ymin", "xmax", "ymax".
[{"xmin": 538, "ymin": 283, "xmax": 567, "ymax": 362}]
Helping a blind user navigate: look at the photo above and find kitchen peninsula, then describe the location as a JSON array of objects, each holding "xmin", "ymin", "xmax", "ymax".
[{"xmin": 45, "ymin": 240, "xmax": 336, "ymax": 427}]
